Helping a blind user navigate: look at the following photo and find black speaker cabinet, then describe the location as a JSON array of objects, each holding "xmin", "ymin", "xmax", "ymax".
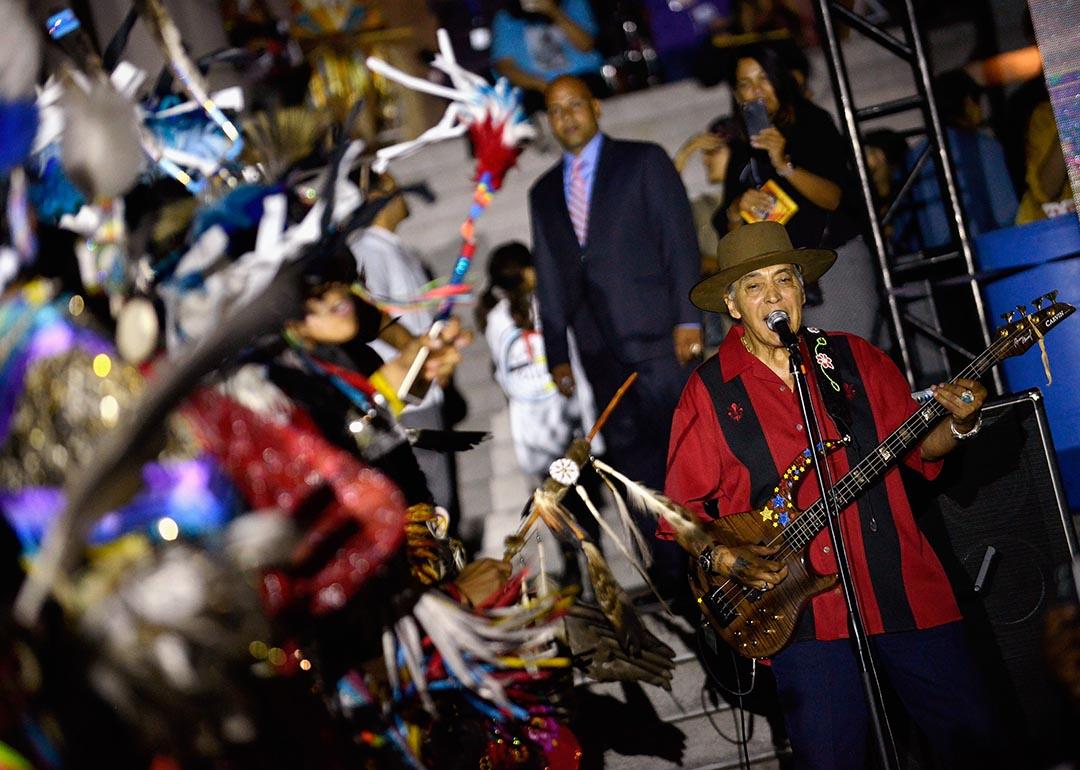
[{"xmin": 914, "ymin": 388, "xmax": 1078, "ymax": 767}]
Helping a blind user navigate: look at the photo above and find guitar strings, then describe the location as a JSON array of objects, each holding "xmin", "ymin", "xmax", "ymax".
[{"xmin": 703, "ymin": 331, "xmax": 1015, "ymax": 621}]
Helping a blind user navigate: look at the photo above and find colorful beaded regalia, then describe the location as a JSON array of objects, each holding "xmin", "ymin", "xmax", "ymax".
[
  {"xmin": 0, "ymin": 5, "xmax": 700, "ymax": 765},
  {"xmin": 0, "ymin": 286, "xmax": 236, "ymax": 555}
]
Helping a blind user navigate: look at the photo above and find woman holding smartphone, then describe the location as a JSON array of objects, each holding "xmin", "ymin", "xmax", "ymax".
[{"xmin": 715, "ymin": 45, "xmax": 881, "ymax": 342}]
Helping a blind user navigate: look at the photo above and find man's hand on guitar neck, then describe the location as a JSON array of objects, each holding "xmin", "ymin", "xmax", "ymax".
[
  {"xmin": 703, "ymin": 544, "xmax": 789, "ymax": 591},
  {"xmin": 921, "ymin": 377, "xmax": 988, "ymax": 461}
]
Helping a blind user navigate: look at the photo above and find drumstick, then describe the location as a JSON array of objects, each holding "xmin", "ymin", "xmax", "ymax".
[{"xmin": 396, "ymin": 320, "xmax": 442, "ymax": 401}]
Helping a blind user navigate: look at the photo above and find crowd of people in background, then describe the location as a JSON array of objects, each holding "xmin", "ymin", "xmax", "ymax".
[
  {"xmin": 425, "ymin": 0, "xmax": 1072, "ymax": 344},
  {"xmin": 429, "ymin": 0, "xmax": 812, "ymax": 93}
]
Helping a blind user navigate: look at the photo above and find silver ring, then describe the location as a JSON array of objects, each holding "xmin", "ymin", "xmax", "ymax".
[
  {"xmin": 960, "ymin": 389, "xmax": 974, "ymax": 404},
  {"xmin": 689, "ymin": 342, "xmax": 702, "ymax": 356}
]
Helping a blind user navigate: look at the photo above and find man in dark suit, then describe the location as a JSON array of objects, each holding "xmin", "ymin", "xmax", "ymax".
[{"xmin": 529, "ymin": 75, "xmax": 702, "ymax": 505}]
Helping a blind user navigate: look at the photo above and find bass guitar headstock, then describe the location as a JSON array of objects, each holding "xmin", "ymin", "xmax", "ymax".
[{"xmin": 995, "ymin": 290, "xmax": 1075, "ymax": 360}]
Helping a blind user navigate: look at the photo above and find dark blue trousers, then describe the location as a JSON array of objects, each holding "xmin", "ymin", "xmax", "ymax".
[
  {"xmin": 581, "ymin": 349, "xmax": 692, "ymax": 587},
  {"xmin": 770, "ymin": 622, "xmax": 997, "ymax": 770}
]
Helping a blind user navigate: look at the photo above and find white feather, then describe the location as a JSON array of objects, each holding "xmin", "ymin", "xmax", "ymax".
[
  {"xmin": 409, "ymin": 591, "xmax": 562, "ymax": 713},
  {"xmin": 598, "ymin": 472, "xmax": 653, "ymax": 568},
  {"xmin": 217, "ymin": 365, "xmax": 293, "ymax": 424},
  {"xmin": 396, "ymin": 614, "xmax": 435, "ymax": 714},
  {"xmin": 381, "ymin": 628, "xmax": 400, "ymax": 701},
  {"xmin": 413, "ymin": 593, "xmax": 511, "ymax": 710},
  {"xmin": 592, "ymin": 459, "xmax": 707, "ymax": 545},
  {"xmin": 0, "ymin": 0, "xmax": 41, "ymax": 100},
  {"xmin": 62, "ymin": 81, "xmax": 144, "ymax": 200},
  {"xmin": 222, "ymin": 510, "xmax": 298, "ymax": 572},
  {"xmin": 575, "ymin": 486, "xmax": 672, "ymax": 615}
]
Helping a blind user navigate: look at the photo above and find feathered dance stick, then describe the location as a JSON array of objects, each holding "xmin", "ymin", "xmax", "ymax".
[
  {"xmin": 130, "ymin": 0, "xmax": 244, "ymax": 184},
  {"xmin": 542, "ymin": 370, "xmax": 711, "ymax": 562},
  {"xmin": 507, "ymin": 369, "xmax": 715, "ymax": 659},
  {"xmin": 505, "ymin": 375, "xmax": 652, "ymax": 655},
  {"xmin": 365, "ymin": 29, "xmax": 534, "ymax": 399},
  {"xmin": 508, "ymin": 374, "xmax": 640, "ymax": 553}
]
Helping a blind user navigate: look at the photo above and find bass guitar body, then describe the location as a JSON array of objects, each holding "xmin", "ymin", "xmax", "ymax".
[{"xmin": 689, "ymin": 508, "xmax": 838, "ymax": 659}]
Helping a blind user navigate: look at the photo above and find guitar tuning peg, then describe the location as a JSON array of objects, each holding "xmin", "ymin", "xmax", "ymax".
[
  {"xmin": 1031, "ymin": 295, "xmax": 1045, "ymax": 310},
  {"xmin": 1047, "ymin": 290, "xmax": 1059, "ymax": 304},
  {"xmin": 1000, "ymin": 310, "xmax": 1016, "ymax": 324},
  {"xmin": 1015, "ymin": 305, "xmax": 1028, "ymax": 317}
]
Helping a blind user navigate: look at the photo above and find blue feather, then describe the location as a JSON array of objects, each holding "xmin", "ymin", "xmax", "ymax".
[
  {"xmin": 0, "ymin": 99, "xmax": 38, "ymax": 172},
  {"xmin": 29, "ymin": 156, "xmax": 86, "ymax": 224},
  {"xmin": 191, "ymin": 183, "xmax": 283, "ymax": 241}
]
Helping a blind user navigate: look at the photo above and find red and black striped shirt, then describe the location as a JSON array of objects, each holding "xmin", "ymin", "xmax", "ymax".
[{"xmin": 662, "ymin": 325, "xmax": 961, "ymax": 640}]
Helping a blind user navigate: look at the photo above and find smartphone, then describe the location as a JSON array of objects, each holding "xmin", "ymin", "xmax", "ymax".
[{"xmin": 742, "ymin": 98, "xmax": 771, "ymax": 137}]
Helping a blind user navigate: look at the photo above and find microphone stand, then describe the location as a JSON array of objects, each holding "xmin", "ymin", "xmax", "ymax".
[{"xmin": 781, "ymin": 329, "xmax": 898, "ymax": 770}]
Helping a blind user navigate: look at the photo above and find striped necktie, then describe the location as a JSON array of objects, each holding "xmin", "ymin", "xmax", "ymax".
[{"xmin": 568, "ymin": 155, "xmax": 589, "ymax": 246}]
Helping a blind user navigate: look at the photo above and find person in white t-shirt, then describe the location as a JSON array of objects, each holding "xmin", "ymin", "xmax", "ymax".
[
  {"xmin": 476, "ymin": 241, "xmax": 603, "ymax": 479},
  {"xmin": 350, "ymin": 172, "xmax": 459, "ymax": 513},
  {"xmin": 477, "ymin": 242, "xmax": 605, "ymax": 582}
]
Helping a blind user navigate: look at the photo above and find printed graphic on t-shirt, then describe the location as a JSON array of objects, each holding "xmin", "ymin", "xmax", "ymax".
[
  {"xmin": 525, "ymin": 24, "xmax": 570, "ymax": 74},
  {"xmin": 689, "ymin": 1, "xmax": 721, "ymax": 28},
  {"xmin": 497, "ymin": 327, "xmax": 557, "ymax": 402}
]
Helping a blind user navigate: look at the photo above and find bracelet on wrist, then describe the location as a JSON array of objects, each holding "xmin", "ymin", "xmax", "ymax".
[
  {"xmin": 697, "ymin": 545, "xmax": 716, "ymax": 574},
  {"xmin": 776, "ymin": 158, "xmax": 795, "ymax": 178},
  {"xmin": 369, "ymin": 371, "xmax": 405, "ymax": 416},
  {"xmin": 950, "ymin": 412, "xmax": 983, "ymax": 440}
]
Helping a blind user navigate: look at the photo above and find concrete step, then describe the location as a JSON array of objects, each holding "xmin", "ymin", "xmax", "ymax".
[{"xmin": 575, "ymin": 605, "xmax": 790, "ymax": 770}]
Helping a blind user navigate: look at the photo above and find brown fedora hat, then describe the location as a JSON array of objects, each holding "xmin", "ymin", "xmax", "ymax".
[{"xmin": 690, "ymin": 222, "xmax": 836, "ymax": 313}]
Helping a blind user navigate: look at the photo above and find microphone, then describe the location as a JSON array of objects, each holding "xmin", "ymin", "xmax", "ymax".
[{"xmin": 766, "ymin": 310, "xmax": 800, "ymax": 349}]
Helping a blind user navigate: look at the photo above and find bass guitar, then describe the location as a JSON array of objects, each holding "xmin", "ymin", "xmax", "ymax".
[{"xmin": 689, "ymin": 291, "xmax": 1074, "ymax": 658}]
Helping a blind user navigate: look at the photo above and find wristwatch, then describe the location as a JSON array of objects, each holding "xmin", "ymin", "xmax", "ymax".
[
  {"xmin": 697, "ymin": 545, "xmax": 716, "ymax": 574},
  {"xmin": 950, "ymin": 413, "xmax": 983, "ymax": 440}
]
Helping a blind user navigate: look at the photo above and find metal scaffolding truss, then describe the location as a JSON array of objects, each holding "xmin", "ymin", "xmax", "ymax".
[{"xmin": 812, "ymin": 0, "xmax": 1004, "ymax": 392}]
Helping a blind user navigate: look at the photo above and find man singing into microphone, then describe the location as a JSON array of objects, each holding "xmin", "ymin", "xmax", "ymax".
[{"xmin": 662, "ymin": 222, "xmax": 997, "ymax": 769}]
